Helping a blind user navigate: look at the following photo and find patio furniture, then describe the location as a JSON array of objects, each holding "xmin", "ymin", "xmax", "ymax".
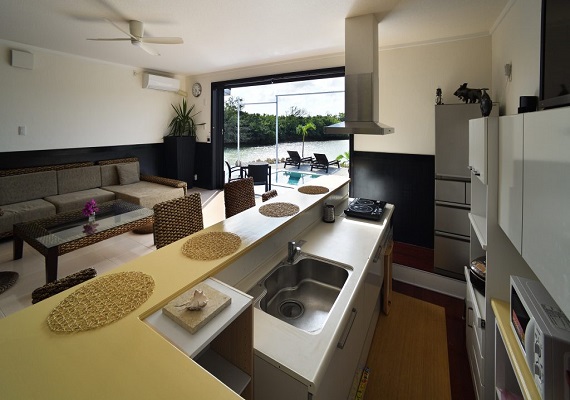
[
  {"xmin": 13, "ymin": 200, "xmax": 154, "ymax": 283},
  {"xmin": 31, "ymin": 268, "xmax": 97, "ymax": 304},
  {"xmin": 261, "ymin": 189, "xmax": 278, "ymax": 202},
  {"xmin": 311, "ymin": 153, "xmax": 340, "ymax": 173},
  {"xmin": 224, "ymin": 177, "xmax": 256, "ymax": 218},
  {"xmin": 247, "ymin": 162, "xmax": 271, "ymax": 192},
  {"xmin": 284, "ymin": 150, "xmax": 313, "ymax": 169},
  {"xmin": 225, "ymin": 161, "xmax": 242, "ymax": 183},
  {"xmin": 153, "ymin": 193, "xmax": 204, "ymax": 249}
]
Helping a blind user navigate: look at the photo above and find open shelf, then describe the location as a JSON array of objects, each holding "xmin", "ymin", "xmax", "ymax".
[
  {"xmin": 469, "ymin": 213, "xmax": 487, "ymax": 250},
  {"xmin": 195, "ymin": 348, "xmax": 251, "ymax": 395},
  {"xmin": 492, "ymin": 299, "xmax": 540, "ymax": 400},
  {"xmin": 465, "ymin": 266, "xmax": 486, "ymax": 321}
]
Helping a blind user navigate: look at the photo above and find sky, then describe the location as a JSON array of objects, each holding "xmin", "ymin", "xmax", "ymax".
[{"xmin": 225, "ymin": 77, "xmax": 345, "ymax": 117}]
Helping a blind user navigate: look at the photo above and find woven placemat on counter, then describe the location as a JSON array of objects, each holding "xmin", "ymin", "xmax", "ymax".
[
  {"xmin": 182, "ymin": 231, "xmax": 241, "ymax": 260},
  {"xmin": 47, "ymin": 271, "xmax": 155, "ymax": 333},
  {"xmin": 259, "ymin": 202, "xmax": 300, "ymax": 217},
  {"xmin": 298, "ymin": 185, "xmax": 329, "ymax": 195}
]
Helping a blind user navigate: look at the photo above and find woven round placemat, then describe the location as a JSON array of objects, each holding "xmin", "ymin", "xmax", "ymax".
[
  {"xmin": 47, "ymin": 271, "xmax": 155, "ymax": 333},
  {"xmin": 182, "ymin": 231, "xmax": 242, "ymax": 261},
  {"xmin": 259, "ymin": 202, "xmax": 300, "ymax": 217},
  {"xmin": 298, "ymin": 185, "xmax": 329, "ymax": 195}
]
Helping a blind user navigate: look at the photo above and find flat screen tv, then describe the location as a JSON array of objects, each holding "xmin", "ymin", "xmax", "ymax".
[{"xmin": 539, "ymin": 0, "xmax": 570, "ymax": 109}]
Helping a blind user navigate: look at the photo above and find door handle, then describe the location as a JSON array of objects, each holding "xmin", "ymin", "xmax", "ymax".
[
  {"xmin": 467, "ymin": 307, "xmax": 474, "ymax": 328},
  {"xmin": 337, "ymin": 308, "xmax": 357, "ymax": 349}
]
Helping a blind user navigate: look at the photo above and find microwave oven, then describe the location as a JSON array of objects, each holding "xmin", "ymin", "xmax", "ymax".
[{"xmin": 510, "ymin": 276, "xmax": 570, "ymax": 399}]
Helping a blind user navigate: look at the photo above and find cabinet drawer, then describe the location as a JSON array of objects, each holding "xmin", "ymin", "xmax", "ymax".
[
  {"xmin": 434, "ymin": 234, "xmax": 470, "ymax": 276},
  {"xmin": 435, "ymin": 204, "xmax": 471, "ymax": 236},
  {"xmin": 435, "ymin": 180, "xmax": 467, "ymax": 204}
]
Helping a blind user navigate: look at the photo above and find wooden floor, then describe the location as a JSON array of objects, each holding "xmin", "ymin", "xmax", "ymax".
[{"xmin": 380, "ymin": 281, "xmax": 476, "ymax": 400}]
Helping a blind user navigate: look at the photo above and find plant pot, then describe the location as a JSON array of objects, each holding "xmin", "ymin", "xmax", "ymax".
[{"xmin": 163, "ymin": 136, "xmax": 196, "ymax": 187}]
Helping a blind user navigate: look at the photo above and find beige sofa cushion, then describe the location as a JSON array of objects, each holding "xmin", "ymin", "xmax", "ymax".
[
  {"xmin": 103, "ymin": 181, "xmax": 184, "ymax": 209},
  {"xmin": 57, "ymin": 166, "xmax": 102, "ymax": 195},
  {"xmin": 117, "ymin": 163, "xmax": 140, "ymax": 185},
  {"xmin": 0, "ymin": 199, "xmax": 57, "ymax": 233},
  {"xmin": 0, "ymin": 171, "xmax": 58, "ymax": 206},
  {"xmin": 44, "ymin": 188, "xmax": 115, "ymax": 213}
]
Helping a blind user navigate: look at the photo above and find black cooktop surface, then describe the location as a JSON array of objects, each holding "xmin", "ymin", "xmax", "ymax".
[{"xmin": 344, "ymin": 198, "xmax": 386, "ymax": 221}]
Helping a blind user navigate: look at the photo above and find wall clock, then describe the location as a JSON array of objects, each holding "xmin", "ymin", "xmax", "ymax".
[{"xmin": 192, "ymin": 82, "xmax": 202, "ymax": 97}]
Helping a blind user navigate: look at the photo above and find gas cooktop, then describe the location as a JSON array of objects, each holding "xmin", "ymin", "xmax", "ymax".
[{"xmin": 344, "ymin": 198, "xmax": 386, "ymax": 221}]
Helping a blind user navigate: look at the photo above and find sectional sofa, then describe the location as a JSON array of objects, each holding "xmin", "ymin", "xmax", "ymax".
[{"xmin": 0, "ymin": 158, "xmax": 186, "ymax": 239}]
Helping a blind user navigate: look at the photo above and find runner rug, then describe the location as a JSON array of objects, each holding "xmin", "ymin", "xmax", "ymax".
[{"xmin": 364, "ymin": 291, "xmax": 451, "ymax": 399}]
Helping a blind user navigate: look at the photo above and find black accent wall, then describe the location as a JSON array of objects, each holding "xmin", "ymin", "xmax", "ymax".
[
  {"xmin": 350, "ymin": 151, "xmax": 435, "ymax": 249},
  {"xmin": 0, "ymin": 144, "xmax": 164, "ymax": 176}
]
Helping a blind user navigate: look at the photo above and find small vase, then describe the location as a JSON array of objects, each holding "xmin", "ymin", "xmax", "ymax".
[{"xmin": 88, "ymin": 213, "xmax": 96, "ymax": 223}]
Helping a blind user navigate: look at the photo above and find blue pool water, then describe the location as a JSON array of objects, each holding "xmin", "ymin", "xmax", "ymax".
[{"xmin": 272, "ymin": 170, "xmax": 321, "ymax": 187}]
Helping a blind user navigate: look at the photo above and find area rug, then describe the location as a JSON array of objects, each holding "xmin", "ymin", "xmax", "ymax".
[{"xmin": 364, "ymin": 291, "xmax": 451, "ymax": 400}]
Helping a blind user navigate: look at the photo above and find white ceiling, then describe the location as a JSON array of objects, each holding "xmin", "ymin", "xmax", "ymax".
[{"xmin": 0, "ymin": 0, "xmax": 508, "ymax": 76}]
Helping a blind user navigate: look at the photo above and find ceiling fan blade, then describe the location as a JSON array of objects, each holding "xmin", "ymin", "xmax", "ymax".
[
  {"xmin": 140, "ymin": 37, "xmax": 184, "ymax": 44},
  {"xmin": 87, "ymin": 38, "xmax": 131, "ymax": 41},
  {"xmin": 132, "ymin": 41, "xmax": 160, "ymax": 56},
  {"xmin": 105, "ymin": 18, "xmax": 138, "ymax": 40}
]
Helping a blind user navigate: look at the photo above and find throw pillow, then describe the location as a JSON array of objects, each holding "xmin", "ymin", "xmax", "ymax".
[{"xmin": 116, "ymin": 163, "xmax": 140, "ymax": 185}]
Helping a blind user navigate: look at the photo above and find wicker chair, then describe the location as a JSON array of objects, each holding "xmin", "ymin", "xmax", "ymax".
[
  {"xmin": 224, "ymin": 177, "xmax": 256, "ymax": 218},
  {"xmin": 153, "ymin": 193, "xmax": 204, "ymax": 249},
  {"xmin": 31, "ymin": 268, "xmax": 97, "ymax": 304},
  {"xmin": 261, "ymin": 189, "xmax": 278, "ymax": 202}
]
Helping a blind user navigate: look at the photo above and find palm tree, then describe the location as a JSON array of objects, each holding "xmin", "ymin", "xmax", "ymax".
[{"xmin": 295, "ymin": 122, "xmax": 316, "ymax": 158}]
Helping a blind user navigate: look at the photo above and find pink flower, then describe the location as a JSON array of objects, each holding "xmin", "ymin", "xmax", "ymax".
[{"xmin": 82, "ymin": 199, "xmax": 99, "ymax": 217}]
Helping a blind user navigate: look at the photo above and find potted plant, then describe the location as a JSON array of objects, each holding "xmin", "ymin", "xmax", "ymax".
[{"xmin": 163, "ymin": 99, "xmax": 204, "ymax": 186}]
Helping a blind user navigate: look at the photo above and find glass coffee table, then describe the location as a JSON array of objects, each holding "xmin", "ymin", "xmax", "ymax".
[{"xmin": 13, "ymin": 200, "xmax": 154, "ymax": 283}]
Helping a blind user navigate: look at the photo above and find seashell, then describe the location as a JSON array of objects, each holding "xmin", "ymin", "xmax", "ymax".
[{"xmin": 176, "ymin": 289, "xmax": 208, "ymax": 311}]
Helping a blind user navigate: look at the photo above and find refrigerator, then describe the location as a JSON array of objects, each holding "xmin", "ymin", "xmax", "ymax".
[{"xmin": 434, "ymin": 104, "xmax": 497, "ymax": 280}]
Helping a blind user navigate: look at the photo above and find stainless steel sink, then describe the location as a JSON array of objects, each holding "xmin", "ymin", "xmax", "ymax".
[{"xmin": 248, "ymin": 255, "xmax": 351, "ymax": 334}]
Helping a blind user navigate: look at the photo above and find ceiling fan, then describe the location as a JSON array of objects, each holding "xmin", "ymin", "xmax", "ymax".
[{"xmin": 87, "ymin": 19, "xmax": 183, "ymax": 56}]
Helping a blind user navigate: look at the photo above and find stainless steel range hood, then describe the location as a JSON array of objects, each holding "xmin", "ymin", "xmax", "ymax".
[{"xmin": 325, "ymin": 14, "xmax": 394, "ymax": 135}]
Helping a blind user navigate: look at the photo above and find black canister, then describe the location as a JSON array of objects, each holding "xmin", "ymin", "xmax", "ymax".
[{"xmin": 323, "ymin": 204, "xmax": 335, "ymax": 223}]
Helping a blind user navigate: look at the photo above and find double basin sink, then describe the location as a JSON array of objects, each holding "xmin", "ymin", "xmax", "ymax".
[{"xmin": 248, "ymin": 253, "xmax": 352, "ymax": 334}]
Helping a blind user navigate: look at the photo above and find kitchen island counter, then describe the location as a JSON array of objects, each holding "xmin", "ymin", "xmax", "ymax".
[{"xmin": 0, "ymin": 175, "xmax": 348, "ymax": 399}]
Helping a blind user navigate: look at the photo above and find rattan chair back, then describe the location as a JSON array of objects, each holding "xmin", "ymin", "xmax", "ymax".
[
  {"xmin": 224, "ymin": 177, "xmax": 256, "ymax": 218},
  {"xmin": 153, "ymin": 193, "xmax": 204, "ymax": 249}
]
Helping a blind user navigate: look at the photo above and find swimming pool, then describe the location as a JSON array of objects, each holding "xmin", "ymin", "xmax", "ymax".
[{"xmin": 272, "ymin": 170, "xmax": 322, "ymax": 187}]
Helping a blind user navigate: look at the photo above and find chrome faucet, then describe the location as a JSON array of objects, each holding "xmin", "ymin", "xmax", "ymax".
[{"xmin": 287, "ymin": 241, "xmax": 302, "ymax": 264}]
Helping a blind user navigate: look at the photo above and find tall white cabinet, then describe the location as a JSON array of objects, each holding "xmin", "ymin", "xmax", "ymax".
[{"xmin": 466, "ymin": 116, "xmax": 537, "ymax": 400}]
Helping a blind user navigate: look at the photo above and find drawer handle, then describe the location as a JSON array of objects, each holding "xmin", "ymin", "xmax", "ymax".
[
  {"xmin": 373, "ymin": 245, "xmax": 383, "ymax": 263},
  {"xmin": 337, "ymin": 308, "xmax": 357, "ymax": 349}
]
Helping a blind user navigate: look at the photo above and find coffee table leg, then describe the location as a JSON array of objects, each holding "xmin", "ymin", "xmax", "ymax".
[
  {"xmin": 45, "ymin": 248, "xmax": 59, "ymax": 283},
  {"xmin": 13, "ymin": 236, "xmax": 24, "ymax": 260}
]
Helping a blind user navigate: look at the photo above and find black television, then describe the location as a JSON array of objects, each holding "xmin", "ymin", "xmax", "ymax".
[{"xmin": 539, "ymin": 0, "xmax": 570, "ymax": 109}]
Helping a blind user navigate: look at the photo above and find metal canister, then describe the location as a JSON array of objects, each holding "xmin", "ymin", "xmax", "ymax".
[{"xmin": 323, "ymin": 203, "xmax": 335, "ymax": 223}]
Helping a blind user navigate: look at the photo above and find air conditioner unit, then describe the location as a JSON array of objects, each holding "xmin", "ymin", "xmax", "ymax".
[{"xmin": 142, "ymin": 73, "xmax": 181, "ymax": 92}]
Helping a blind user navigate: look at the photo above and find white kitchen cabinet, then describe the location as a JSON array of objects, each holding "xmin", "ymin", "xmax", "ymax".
[
  {"xmin": 521, "ymin": 107, "xmax": 570, "ymax": 320},
  {"xmin": 498, "ymin": 115, "xmax": 524, "ymax": 253},
  {"xmin": 467, "ymin": 116, "xmax": 536, "ymax": 400},
  {"xmin": 469, "ymin": 117, "xmax": 496, "ymax": 184},
  {"xmin": 465, "ymin": 267, "xmax": 485, "ymax": 400}
]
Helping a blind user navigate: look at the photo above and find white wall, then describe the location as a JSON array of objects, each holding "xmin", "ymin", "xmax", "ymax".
[
  {"xmin": 355, "ymin": 36, "xmax": 492, "ymax": 155},
  {"xmin": 491, "ymin": 0, "xmax": 541, "ymax": 116},
  {"xmin": 0, "ymin": 41, "xmax": 183, "ymax": 152}
]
